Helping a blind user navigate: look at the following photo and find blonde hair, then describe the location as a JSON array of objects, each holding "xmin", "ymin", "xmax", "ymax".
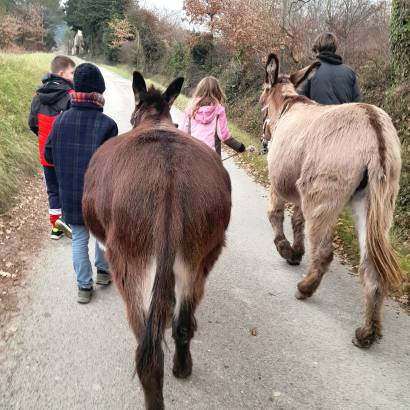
[{"xmin": 191, "ymin": 76, "xmax": 226, "ymax": 117}]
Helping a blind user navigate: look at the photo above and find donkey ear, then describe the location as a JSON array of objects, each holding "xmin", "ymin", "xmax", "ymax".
[
  {"xmin": 132, "ymin": 71, "xmax": 147, "ymax": 104},
  {"xmin": 290, "ymin": 61, "xmax": 320, "ymax": 89},
  {"xmin": 163, "ymin": 77, "xmax": 184, "ymax": 106},
  {"xmin": 265, "ymin": 53, "xmax": 279, "ymax": 86}
]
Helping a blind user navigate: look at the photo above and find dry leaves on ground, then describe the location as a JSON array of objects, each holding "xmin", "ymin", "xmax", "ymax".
[{"xmin": 0, "ymin": 171, "xmax": 48, "ymax": 343}]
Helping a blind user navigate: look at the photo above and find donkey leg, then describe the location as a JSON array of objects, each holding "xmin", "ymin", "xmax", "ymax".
[
  {"xmin": 268, "ymin": 189, "xmax": 299, "ymax": 264},
  {"xmin": 110, "ymin": 253, "xmax": 165, "ymax": 409},
  {"xmin": 290, "ymin": 205, "xmax": 305, "ymax": 265},
  {"xmin": 172, "ymin": 255, "xmax": 196, "ymax": 379},
  {"xmin": 172, "ymin": 245, "xmax": 222, "ymax": 379},
  {"xmin": 172, "ymin": 299, "xmax": 196, "ymax": 379},
  {"xmin": 351, "ymin": 193, "xmax": 385, "ymax": 348},
  {"xmin": 353, "ymin": 266, "xmax": 385, "ymax": 348},
  {"xmin": 296, "ymin": 216, "xmax": 335, "ymax": 300}
]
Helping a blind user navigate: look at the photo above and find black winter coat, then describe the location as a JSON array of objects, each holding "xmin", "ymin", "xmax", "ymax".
[
  {"xmin": 28, "ymin": 74, "xmax": 74, "ymax": 165},
  {"xmin": 299, "ymin": 52, "xmax": 361, "ymax": 104}
]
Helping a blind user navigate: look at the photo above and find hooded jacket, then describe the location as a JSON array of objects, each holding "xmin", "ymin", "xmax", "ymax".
[
  {"xmin": 182, "ymin": 104, "xmax": 245, "ymax": 156},
  {"xmin": 299, "ymin": 51, "xmax": 361, "ymax": 105},
  {"xmin": 28, "ymin": 73, "xmax": 74, "ymax": 166}
]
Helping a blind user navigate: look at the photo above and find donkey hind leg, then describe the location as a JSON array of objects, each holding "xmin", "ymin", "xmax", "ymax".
[
  {"xmin": 172, "ymin": 244, "xmax": 222, "ymax": 379},
  {"xmin": 268, "ymin": 188, "xmax": 300, "ymax": 265},
  {"xmin": 290, "ymin": 205, "xmax": 305, "ymax": 265},
  {"xmin": 137, "ymin": 258, "xmax": 167, "ymax": 410},
  {"xmin": 296, "ymin": 211, "xmax": 337, "ymax": 300},
  {"xmin": 351, "ymin": 193, "xmax": 384, "ymax": 348},
  {"xmin": 114, "ymin": 257, "xmax": 165, "ymax": 410},
  {"xmin": 172, "ymin": 254, "xmax": 196, "ymax": 379}
]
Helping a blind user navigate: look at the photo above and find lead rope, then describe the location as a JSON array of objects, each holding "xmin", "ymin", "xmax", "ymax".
[{"xmin": 222, "ymin": 152, "xmax": 239, "ymax": 162}]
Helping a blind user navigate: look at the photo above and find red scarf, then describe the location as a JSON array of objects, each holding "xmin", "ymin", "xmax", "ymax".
[{"xmin": 71, "ymin": 92, "xmax": 105, "ymax": 108}]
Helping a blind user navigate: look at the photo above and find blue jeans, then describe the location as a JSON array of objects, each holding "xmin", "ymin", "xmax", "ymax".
[{"xmin": 71, "ymin": 225, "xmax": 109, "ymax": 289}]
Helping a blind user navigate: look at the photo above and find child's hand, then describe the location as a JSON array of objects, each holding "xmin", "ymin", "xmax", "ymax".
[{"xmin": 246, "ymin": 145, "xmax": 256, "ymax": 153}]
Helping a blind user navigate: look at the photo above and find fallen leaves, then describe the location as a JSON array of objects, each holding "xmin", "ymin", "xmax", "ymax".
[{"xmin": 0, "ymin": 171, "xmax": 48, "ymax": 340}]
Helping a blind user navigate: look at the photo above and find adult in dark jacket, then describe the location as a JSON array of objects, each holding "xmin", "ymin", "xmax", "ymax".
[
  {"xmin": 28, "ymin": 55, "xmax": 76, "ymax": 239},
  {"xmin": 299, "ymin": 32, "xmax": 361, "ymax": 104},
  {"xmin": 45, "ymin": 63, "xmax": 118, "ymax": 303}
]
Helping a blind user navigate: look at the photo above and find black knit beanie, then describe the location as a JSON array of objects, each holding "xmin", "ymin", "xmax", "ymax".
[{"xmin": 74, "ymin": 63, "xmax": 106, "ymax": 93}]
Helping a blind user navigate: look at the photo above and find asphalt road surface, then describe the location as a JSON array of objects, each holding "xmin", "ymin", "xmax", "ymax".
[{"xmin": 1, "ymin": 66, "xmax": 409, "ymax": 410}]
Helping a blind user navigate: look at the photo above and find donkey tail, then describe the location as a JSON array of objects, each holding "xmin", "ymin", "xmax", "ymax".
[
  {"xmin": 366, "ymin": 162, "xmax": 404, "ymax": 290},
  {"xmin": 136, "ymin": 238, "xmax": 176, "ymax": 379}
]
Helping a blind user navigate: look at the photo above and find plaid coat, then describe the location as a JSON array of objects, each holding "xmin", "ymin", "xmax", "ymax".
[{"xmin": 44, "ymin": 100, "xmax": 118, "ymax": 225}]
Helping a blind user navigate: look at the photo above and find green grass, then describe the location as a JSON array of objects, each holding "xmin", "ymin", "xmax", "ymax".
[
  {"xmin": 103, "ymin": 62, "xmax": 410, "ymax": 283},
  {"xmin": 0, "ymin": 52, "xmax": 52, "ymax": 211}
]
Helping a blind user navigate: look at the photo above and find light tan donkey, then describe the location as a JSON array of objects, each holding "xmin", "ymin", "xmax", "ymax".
[{"xmin": 260, "ymin": 53, "xmax": 404, "ymax": 348}]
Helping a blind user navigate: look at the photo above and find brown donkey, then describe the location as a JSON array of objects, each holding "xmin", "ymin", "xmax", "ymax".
[
  {"xmin": 260, "ymin": 53, "xmax": 404, "ymax": 348},
  {"xmin": 83, "ymin": 73, "xmax": 231, "ymax": 409}
]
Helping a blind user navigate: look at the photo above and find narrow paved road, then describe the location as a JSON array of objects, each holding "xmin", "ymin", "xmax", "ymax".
[{"xmin": 1, "ymin": 67, "xmax": 409, "ymax": 410}]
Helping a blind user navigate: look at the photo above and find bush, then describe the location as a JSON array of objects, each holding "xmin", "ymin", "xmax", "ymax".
[{"xmin": 360, "ymin": 61, "xmax": 410, "ymax": 241}]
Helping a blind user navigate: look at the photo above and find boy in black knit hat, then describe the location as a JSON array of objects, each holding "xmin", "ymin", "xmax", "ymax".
[{"xmin": 45, "ymin": 63, "xmax": 118, "ymax": 303}]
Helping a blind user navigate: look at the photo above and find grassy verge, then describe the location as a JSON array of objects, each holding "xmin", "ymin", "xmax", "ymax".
[
  {"xmin": 0, "ymin": 52, "xmax": 52, "ymax": 211},
  {"xmin": 102, "ymin": 62, "xmax": 410, "ymax": 283}
]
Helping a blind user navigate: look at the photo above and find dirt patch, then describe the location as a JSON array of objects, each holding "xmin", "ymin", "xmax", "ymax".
[{"xmin": 0, "ymin": 170, "xmax": 48, "ymax": 343}]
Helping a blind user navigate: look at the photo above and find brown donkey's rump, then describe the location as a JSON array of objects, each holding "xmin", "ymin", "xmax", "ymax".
[
  {"xmin": 261, "ymin": 53, "xmax": 403, "ymax": 349},
  {"xmin": 83, "ymin": 73, "xmax": 231, "ymax": 409}
]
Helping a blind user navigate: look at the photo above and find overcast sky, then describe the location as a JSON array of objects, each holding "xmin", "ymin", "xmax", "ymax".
[{"xmin": 141, "ymin": 0, "xmax": 184, "ymax": 11}]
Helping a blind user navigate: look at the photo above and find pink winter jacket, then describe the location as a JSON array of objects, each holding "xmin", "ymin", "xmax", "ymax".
[{"xmin": 182, "ymin": 104, "xmax": 244, "ymax": 156}]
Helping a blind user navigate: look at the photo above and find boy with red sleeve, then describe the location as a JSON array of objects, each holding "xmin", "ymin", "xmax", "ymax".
[{"xmin": 28, "ymin": 55, "xmax": 75, "ymax": 240}]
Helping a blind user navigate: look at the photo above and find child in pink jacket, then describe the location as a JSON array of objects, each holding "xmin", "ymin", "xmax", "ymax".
[{"xmin": 182, "ymin": 76, "xmax": 246, "ymax": 156}]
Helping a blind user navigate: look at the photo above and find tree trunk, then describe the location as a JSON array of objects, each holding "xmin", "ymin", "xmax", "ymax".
[{"xmin": 390, "ymin": 0, "xmax": 410, "ymax": 82}]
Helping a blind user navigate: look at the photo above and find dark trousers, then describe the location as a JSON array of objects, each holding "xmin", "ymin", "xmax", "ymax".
[{"xmin": 43, "ymin": 165, "xmax": 61, "ymax": 225}]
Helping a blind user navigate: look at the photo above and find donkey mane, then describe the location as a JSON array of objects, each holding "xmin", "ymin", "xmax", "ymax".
[
  {"xmin": 283, "ymin": 94, "xmax": 314, "ymax": 109},
  {"xmin": 140, "ymin": 86, "xmax": 170, "ymax": 116}
]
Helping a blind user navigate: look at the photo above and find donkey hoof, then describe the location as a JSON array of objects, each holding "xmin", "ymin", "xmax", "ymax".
[
  {"xmin": 352, "ymin": 336, "xmax": 373, "ymax": 349},
  {"xmin": 287, "ymin": 250, "xmax": 303, "ymax": 266},
  {"xmin": 295, "ymin": 289, "xmax": 307, "ymax": 300},
  {"xmin": 173, "ymin": 352, "xmax": 193, "ymax": 379},
  {"xmin": 352, "ymin": 327, "xmax": 381, "ymax": 348},
  {"xmin": 173, "ymin": 364, "xmax": 192, "ymax": 379},
  {"xmin": 275, "ymin": 240, "xmax": 294, "ymax": 261}
]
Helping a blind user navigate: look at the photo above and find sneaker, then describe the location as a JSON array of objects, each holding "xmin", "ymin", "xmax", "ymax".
[
  {"xmin": 96, "ymin": 270, "xmax": 112, "ymax": 286},
  {"xmin": 55, "ymin": 218, "xmax": 72, "ymax": 239},
  {"xmin": 50, "ymin": 227, "xmax": 64, "ymax": 240},
  {"xmin": 78, "ymin": 287, "xmax": 93, "ymax": 304}
]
